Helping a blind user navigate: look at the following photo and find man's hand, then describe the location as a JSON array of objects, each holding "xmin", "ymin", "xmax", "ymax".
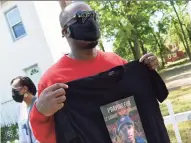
[
  {"xmin": 139, "ymin": 53, "xmax": 159, "ymax": 70},
  {"xmin": 36, "ymin": 83, "xmax": 68, "ymax": 116}
]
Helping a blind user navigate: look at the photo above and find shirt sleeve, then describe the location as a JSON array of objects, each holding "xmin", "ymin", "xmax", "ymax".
[
  {"xmin": 18, "ymin": 122, "xmax": 27, "ymax": 143},
  {"xmin": 122, "ymin": 59, "xmax": 128, "ymax": 64},
  {"xmin": 30, "ymin": 83, "xmax": 56, "ymax": 143},
  {"xmin": 18, "ymin": 103, "xmax": 29, "ymax": 143},
  {"xmin": 112, "ymin": 52, "xmax": 128, "ymax": 64},
  {"xmin": 120, "ymin": 57, "xmax": 128, "ymax": 64},
  {"xmin": 149, "ymin": 69, "xmax": 169, "ymax": 103}
]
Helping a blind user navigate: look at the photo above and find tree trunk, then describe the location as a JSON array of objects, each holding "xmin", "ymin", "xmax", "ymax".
[
  {"xmin": 152, "ymin": 32, "xmax": 165, "ymax": 67},
  {"xmin": 186, "ymin": 26, "xmax": 191, "ymax": 44},
  {"xmin": 128, "ymin": 40, "xmax": 136, "ymax": 59},
  {"xmin": 157, "ymin": 33, "xmax": 166, "ymax": 67},
  {"xmin": 99, "ymin": 40, "xmax": 105, "ymax": 52},
  {"xmin": 173, "ymin": 22, "xmax": 187, "ymax": 54},
  {"xmin": 171, "ymin": 1, "xmax": 191, "ymax": 60},
  {"xmin": 132, "ymin": 34, "xmax": 141, "ymax": 59},
  {"xmin": 140, "ymin": 40, "xmax": 147, "ymax": 55},
  {"xmin": 108, "ymin": 1, "xmax": 141, "ymax": 59}
]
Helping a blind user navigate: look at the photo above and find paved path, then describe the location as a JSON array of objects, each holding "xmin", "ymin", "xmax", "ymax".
[
  {"xmin": 159, "ymin": 62, "xmax": 191, "ymax": 91},
  {"xmin": 164, "ymin": 71, "xmax": 191, "ymax": 91}
]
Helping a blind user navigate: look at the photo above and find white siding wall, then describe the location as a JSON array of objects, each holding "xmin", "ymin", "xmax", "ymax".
[
  {"xmin": 33, "ymin": 1, "xmax": 70, "ymax": 62},
  {"xmin": 0, "ymin": 1, "xmax": 57, "ymax": 126}
]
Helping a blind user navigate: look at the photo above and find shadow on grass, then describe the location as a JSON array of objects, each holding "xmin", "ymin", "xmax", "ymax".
[
  {"xmin": 160, "ymin": 63, "xmax": 191, "ymax": 81},
  {"xmin": 164, "ymin": 73, "xmax": 191, "ymax": 83}
]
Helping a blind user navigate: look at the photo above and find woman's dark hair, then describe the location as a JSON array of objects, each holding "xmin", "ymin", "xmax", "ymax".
[{"xmin": 11, "ymin": 76, "xmax": 37, "ymax": 95}]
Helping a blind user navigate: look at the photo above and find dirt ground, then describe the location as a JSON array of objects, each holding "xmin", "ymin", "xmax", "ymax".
[{"xmin": 159, "ymin": 62, "xmax": 191, "ymax": 91}]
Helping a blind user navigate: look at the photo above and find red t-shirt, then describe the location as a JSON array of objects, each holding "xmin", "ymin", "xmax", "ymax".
[{"xmin": 30, "ymin": 50, "xmax": 127, "ymax": 143}]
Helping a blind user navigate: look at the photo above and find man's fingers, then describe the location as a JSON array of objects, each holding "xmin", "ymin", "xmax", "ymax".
[
  {"xmin": 149, "ymin": 65, "xmax": 157, "ymax": 70},
  {"xmin": 144, "ymin": 56, "xmax": 157, "ymax": 65},
  {"xmin": 148, "ymin": 56, "xmax": 156, "ymax": 62},
  {"xmin": 143, "ymin": 58, "xmax": 150, "ymax": 64},
  {"xmin": 148, "ymin": 60, "xmax": 158, "ymax": 70},
  {"xmin": 57, "ymin": 103, "xmax": 64, "ymax": 110},
  {"xmin": 152, "ymin": 65, "xmax": 158, "ymax": 70},
  {"xmin": 139, "ymin": 53, "xmax": 154, "ymax": 62},
  {"xmin": 55, "ymin": 95, "xmax": 66, "ymax": 104},
  {"xmin": 45, "ymin": 83, "xmax": 68, "ymax": 92},
  {"xmin": 149, "ymin": 60, "xmax": 158, "ymax": 67},
  {"xmin": 52, "ymin": 88, "xmax": 66, "ymax": 97}
]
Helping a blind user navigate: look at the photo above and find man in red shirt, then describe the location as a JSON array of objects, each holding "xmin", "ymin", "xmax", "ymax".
[{"xmin": 30, "ymin": 2, "xmax": 159, "ymax": 143}]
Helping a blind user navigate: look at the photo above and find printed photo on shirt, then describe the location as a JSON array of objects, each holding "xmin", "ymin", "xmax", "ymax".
[{"xmin": 100, "ymin": 96, "xmax": 147, "ymax": 143}]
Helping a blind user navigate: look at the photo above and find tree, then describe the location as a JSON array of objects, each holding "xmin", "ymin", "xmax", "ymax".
[
  {"xmin": 186, "ymin": 22, "xmax": 191, "ymax": 44},
  {"xmin": 88, "ymin": 0, "xmax": 191, "ymax": 65},
  {"xmin": 99, "ymin": 39, "xmax": 105, "ymax": 52},
  {"xmin": 88, "ymin": 1, "xmax": 168, "ymax": 60},
  {"xmin": 1, "ymin": 124, "xmax": 19, "ymax": 143},
  {"xmin": 170, "ymin": 1, "xmax": 191, "ymax": 60}
]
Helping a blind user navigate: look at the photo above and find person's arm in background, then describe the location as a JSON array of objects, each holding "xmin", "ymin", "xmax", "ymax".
[
  {"xmin": 18, "ymin": 103, "xmax": 29, "ymax": 143},
  {"xmin": 30, "ymin": 83, "xmax": 68, "ymax": 143},
  {"xmin": 30, "ymin": 84, "xmax": 56, "ymax": 143},
  {"xmin": 18, "ymin": 122, "xmax": 28, "ymax": 143}
]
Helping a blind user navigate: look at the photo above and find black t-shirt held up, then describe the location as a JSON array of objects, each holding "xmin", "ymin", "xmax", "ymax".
[{"xmin": 54, "ymin": 60, "xmax": 170, "ymax": 143}]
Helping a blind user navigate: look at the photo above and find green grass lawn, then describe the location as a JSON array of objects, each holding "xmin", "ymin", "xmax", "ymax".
[
  {"xmin": 159, "ymin": 85, "xmax": 191, "ymax": 143},
  {"xmin": 166, "ymin": 121, "xmax": 191, "ymax": 143},
  {"xmin": 160, "ymin": 85, "xmax": 191, "ymax": 116}
]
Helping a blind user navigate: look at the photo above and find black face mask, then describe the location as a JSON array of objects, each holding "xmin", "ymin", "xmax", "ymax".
[
  {"xmin": 69, "ymin": 16, "xmax": 101, "ymax": 42},
  {"xmin": 12, "ymin": 89, "xmax": 24, "ymax": 103},
  {"xmin": 84, "ymin": 41, "xmax": 99, "ymax": 49}
]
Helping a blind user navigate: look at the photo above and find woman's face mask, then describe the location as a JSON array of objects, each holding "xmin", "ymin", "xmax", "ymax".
[{"xmin": 12, "ymin": 88, "xmax": 24, "ymax": 103}]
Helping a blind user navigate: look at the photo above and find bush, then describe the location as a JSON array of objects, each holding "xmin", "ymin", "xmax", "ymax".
[{"xmin": 1, "ymin": 124, "xmax": 19, "ymax": 143}]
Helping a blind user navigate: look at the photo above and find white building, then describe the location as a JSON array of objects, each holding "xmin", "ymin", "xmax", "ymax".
[{"xmin": 0, "ymin": 1, "xmax": 70, "ymax": 127}]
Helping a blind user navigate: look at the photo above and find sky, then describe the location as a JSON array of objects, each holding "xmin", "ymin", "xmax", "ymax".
[{"xmin": 102, "ymin": 39, "xmax": 113, "ymax": 52}]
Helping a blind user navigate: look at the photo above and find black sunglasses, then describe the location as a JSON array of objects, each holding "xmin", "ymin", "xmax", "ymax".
[{"xmin": 63, "ymin": 11, "xmax": 98, "ymax": 28}]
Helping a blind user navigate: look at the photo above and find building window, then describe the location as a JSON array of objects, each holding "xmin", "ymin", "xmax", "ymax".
[
  {"xmin": 24, "ymin": 64, "xmax": 41, "ymax": 88},
  {"xmin": 5, "ymin": 7, "xmax": 26, "ymax": 40},
  {"xmin": 30, "ymin": 69, "xmax": 39, "ymax": 76}
]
